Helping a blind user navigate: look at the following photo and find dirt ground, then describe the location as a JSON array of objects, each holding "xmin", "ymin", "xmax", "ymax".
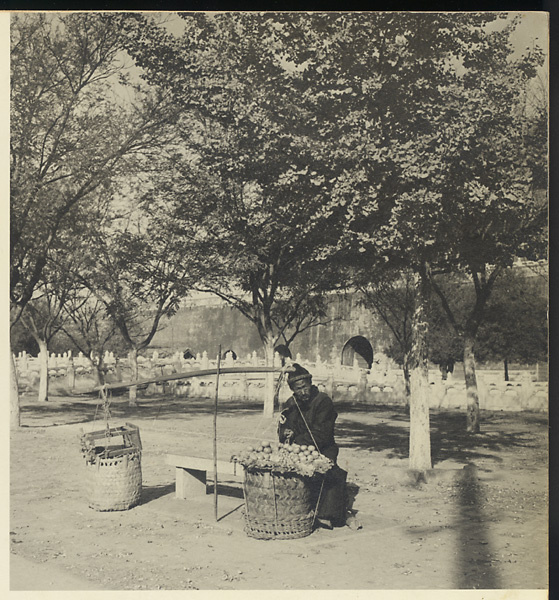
[{"xmin": 9, "ymin": 393, "xmax": 548, "ymax": 591}]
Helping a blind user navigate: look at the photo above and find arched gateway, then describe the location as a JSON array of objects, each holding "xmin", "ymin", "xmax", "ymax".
[{"xmin": 341, "ymin": 336, "xmax": 374, "ymax": 369}]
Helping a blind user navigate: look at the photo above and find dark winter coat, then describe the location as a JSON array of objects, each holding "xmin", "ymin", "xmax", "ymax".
[{"xmin": 278, "ymin": 385, "xmax": 339, "ymax": 463}]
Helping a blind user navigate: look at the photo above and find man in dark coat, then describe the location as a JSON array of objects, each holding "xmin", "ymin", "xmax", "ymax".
[{"xmin": 278, "ymin": 363, "xmax": 348, "ymax": 528}]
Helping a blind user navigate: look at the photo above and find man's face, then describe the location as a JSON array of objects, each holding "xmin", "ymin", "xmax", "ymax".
[{"xmin": 291, "ymin": 378, "xmax": 312, "ymax": 403}]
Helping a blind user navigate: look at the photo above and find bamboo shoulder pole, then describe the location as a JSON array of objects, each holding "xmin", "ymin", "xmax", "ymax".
[
  {"xmin": 213, "ymin": 347, "xmax": 222, "ymax": 522},
  {"xmin": 95, "ymin": 365, "xmax": 281, "ymax": 393}
]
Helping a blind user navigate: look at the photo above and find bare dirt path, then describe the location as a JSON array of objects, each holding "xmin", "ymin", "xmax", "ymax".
[{"xmin": 10, "ymin": 395, "xmax": 548, "ymax": 591}]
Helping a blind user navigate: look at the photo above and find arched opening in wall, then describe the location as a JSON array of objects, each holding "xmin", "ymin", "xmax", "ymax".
[
  {"xmin": 341, "ymin": 336, "xmax": 374, "ymax": 369},
  {"xmin": 221, "ymin": 349, "xmax": 237, "ymax": 360}
]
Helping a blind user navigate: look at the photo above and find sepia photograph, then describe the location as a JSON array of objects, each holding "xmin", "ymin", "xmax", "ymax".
[{"xmin": 7, "ymin": 9, "xmax": 549, "ymax": 594}]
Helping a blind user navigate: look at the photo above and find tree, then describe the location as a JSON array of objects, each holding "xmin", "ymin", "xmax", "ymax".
[
  {"xmin": 60, "ymin": 290, "xmax": 124, "ymax": 387},
  {"xmin": 389, "ymin": 17, "xmax": 545, "ymax": 436},
  {"xmin": 18, "ymin": 278, "xmax": 74, "ymax": 403},
  {"xmin": 277, "ymin": 12, "xmax": 546, "ymax": 463},
  {"xmin": 10, "ymin": 13, "xmax": 177, "ymax": 425},
  {"xmin": 280, "ymin": 12, "xmax": 506, "ymax": 469},
  {"xmin": 425, "ymin": 61, "xmax": 547, "ymax": 432},
  {"xmin": 10, "ymin": 13, "xmax": 175, "ymax": 318},
  {"xmin": 474, "ymin": 265, "xmax": 548, "ymax": 378},
  {"xmin": 122, "ymin": 13, "xmax": 352, "ymax": 416},
  {"xmin": 73, "ymin": 190, "xmax": 204, "ymax": 405}
]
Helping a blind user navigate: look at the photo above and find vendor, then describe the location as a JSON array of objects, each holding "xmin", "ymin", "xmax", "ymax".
[{"xmin": 278, "ymin": 363, "xmax": 348, "ymax": 529}]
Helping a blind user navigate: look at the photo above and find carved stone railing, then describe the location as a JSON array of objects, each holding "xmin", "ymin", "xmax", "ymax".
[{"xmin": 13, "ymin": 349, "xmax": 547, "ymax": 412}]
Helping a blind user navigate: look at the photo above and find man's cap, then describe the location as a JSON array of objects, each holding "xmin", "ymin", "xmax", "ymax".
[{"xmin": 286, "ymin": 363, "xmax": 312, "ymax": 387}]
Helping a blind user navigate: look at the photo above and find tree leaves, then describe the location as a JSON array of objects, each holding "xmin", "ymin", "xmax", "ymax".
[{"xmin": 10, "ymin": 13, "xmax": 178, "ymax": 314}]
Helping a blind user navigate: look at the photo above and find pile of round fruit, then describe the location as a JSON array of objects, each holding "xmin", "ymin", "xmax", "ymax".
[{"xmin": 232, "ymin": 440, "xmax": 333, "ymax": 477}]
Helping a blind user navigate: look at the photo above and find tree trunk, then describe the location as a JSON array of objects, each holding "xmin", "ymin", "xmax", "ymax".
[
  {"xmin": 463, "ymin": 332, "xmax": 480, "ymax": 433},
  {"xmin": 402, "ymin": 353, "xmax": 411, "ymax": 413},
  {"xmin": 96, "ymin": 358, "xmax": 106, "ymax": 388},
  {"xmin": 128, "ymin": 347, "xmax": 139, "ymax": 406},
  {"xmin": 11, "ymin": 352, "xmax": 21, "ymax": 429},
  {"xmin": 408, "ymin": 270, "xmax": 432, "ymax": 472},
  {"xmin": 37, "ymin": 339, "xmax": 49, "ymax": 402},
  {"xmin": 91, "ymin": 357, "xmax": 102, "ymax": 387},
  {"xmin": 504, "ymin": 357, "xmax": 509, "ymax": 382},
  {"xmin": 66, "ymin": 357, "xmax": 76, "ymax": 391},
  {"xmin": 263, "ymin": 339, "xmax": 276, "ymax": 418}
]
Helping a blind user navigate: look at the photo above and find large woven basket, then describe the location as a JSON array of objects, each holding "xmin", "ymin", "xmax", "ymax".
[
  {"xmin": 80, "ymin": 423, "xmax": 142, "ymax": 512},
  {"xmin": 85, "ymin": 449, "xmax": 142, "ymax": 511},
  {"xmin": 243, "ymin": 468, "xmax": 316, "ymax": 540}
]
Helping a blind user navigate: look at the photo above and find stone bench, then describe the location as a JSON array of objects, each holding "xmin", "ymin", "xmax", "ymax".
[{"xmin": 165, "ymin": 454, "xmax": 245, "ymax": 499}]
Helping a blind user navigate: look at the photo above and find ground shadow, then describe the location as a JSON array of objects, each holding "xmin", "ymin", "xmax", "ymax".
[
  {"xmin": 20, "ymin": 396, "xmax": 264, "ymax": 427},
  {"xmin": 336, "ymin": 406, "xmax": 545, "ymax": 467},
  {"xmin": 20, "ymin": 397, "xmax": 546, "ymax": 470},
  {"xmin": 19, "ymin": 400, "xmax": 101, "ymax": 427},
  {"xmin": 453, "ymin": 465, "xmax": 501, "ymax": 588},
  {"xmin": 139, "ymin": 483, "xmax": 176, "ymax": 505}
]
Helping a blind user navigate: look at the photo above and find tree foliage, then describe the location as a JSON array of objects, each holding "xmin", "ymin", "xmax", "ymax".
[
  {"xmin": 10, "ymin": 13, "xmax": 176, "ymax": 317},
  {"xmin": 475, "ymin": 266, "xmax": 548, "ymax": 366},
  {"xmin": 121, "ymin": 13, "xmax": 351, "ymax": 360}
]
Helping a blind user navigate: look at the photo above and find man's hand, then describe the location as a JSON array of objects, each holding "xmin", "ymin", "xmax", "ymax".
[{"xmin": 283, "ymin": 428, "xmax": 294, "ymax": 442}]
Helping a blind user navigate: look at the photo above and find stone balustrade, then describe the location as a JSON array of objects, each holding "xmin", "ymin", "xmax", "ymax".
[{"xmin": 13, "ymin": 349, "xmax": 547, "ymax": 412}]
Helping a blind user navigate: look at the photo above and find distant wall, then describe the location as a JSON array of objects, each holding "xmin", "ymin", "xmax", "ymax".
[{"xmin": 150, "ymin": 292, "xmax": 393, "ymax": 363}]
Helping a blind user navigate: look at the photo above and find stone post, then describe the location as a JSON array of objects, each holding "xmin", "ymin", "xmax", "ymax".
[
  {"xmin": 66, "ymin": 357, "xmax": 75, "ymax": 391},
  {"xmin": 358, "ymin": 369, "xmax": 368, "ymax": 403}
]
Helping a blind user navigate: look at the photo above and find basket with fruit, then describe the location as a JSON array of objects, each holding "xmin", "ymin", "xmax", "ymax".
[{"xmin": 231, "ymin": 440, "xmax": 333, "ymax": 540}]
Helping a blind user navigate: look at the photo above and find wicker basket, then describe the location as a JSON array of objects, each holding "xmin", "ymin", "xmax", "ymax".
[
  {"xmin": 80, "ymin": 423, "xmax": 142, "ymax": 512},
  {"xmin": 85, "ymin": 449, "xmax": 142, "ymax": 511},
  {"xmin": 243, "ymin": 468, "xmax": 316, "ymax": 540}
]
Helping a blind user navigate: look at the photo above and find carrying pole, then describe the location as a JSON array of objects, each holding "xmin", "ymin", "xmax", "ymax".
[{"xmin": 213, "ymin": 345, "xmax": 222, "ymax": 522}]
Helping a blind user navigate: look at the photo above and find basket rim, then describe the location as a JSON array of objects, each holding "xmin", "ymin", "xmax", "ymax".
[{"xmin": 244, "ymin": 466, "xmax": 321, "ymax": 478}]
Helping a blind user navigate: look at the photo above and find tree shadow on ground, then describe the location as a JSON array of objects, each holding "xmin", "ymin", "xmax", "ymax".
[
  {"xmin": 20, "ymin": 396, "xmax": 264, "ymax": 427},
  {"xmin": 335, "ymin": 404, "xmax": 545, "ymax": 467},
  {"xmin": 453, "ymin": 465, "xmax": 501, "ymax": 588},
  {"xmin": 19, "ymin": 400, "xmax": 101, "ymax": 427},
  {"xmin": 20, "ymin": 397, "xmax": 546, "ymax": 470}
]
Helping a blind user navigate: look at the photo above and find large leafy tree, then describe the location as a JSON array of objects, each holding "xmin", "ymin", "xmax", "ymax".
[
  {"xmin": 10, "ymin": 13, "xmax": 177, "ymax": 425},
  {"xmin": 10, "ymin": 13, "xmax": 175, "ymax": 318},
  {"xmin": 122, "ymin": 13, "xmax": 354, "ymax": 416},
  {"xmin": 274, "ymin": 12, "xmax": 546, "ymax": 464},
  {"xmin": 268, "ymin": 12, "xmax": 500, "ymax": 468},
  {"xmin": 420, "ymin": 31, "xmax": 547, "ymax": 431}
]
